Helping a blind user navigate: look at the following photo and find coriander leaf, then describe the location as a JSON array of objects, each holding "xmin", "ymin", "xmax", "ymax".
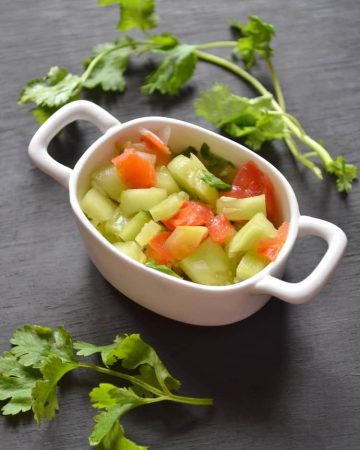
[
  {"xmin": 31, "ymin": 355, "xmax": 78, "ymax": 424},
  {"xmin": 89, "ymin": 385, "xmax": 146, "ymax": 447},
  {"xmin": 145, "ymin": 260, "xmax": 183, "ymax": 279},
  {"xmin": 83, "ymin": 38, "xmax": 133, "ymax": 92},
  {"xmin": 148, "ymin": 33, "xmax": 179, "ymax": 50},
  {"xmin": 141, "ymin": 44, "xmax": 197, "ymax": 95},
  {"xmin": 31, "ymin": 105, "xmax": 59, "ymax": 124},
  {"xmin": 195, "ymin": 83, "xmax": 287, "ymax": 151},
  {"xmin": 0, "ymin": 353, "xmax": 41, "ymax": 415},
  {"xmin": 75, "ymin": 335, "xmax": 126, "ymax": 367},
  {"xmin": 326, "ymin": 156, "xmax": 358, "ymax": 193},
  {"xmin": 18, "ymin": 66, "xmax": 81, "ymax": 108},
  {"xmin": 96, "ymin": 420, "xmax": 148, "ymax": 450},
  {"xmin": 199, "ymin": 142, "xmax": 236, "ymax": 181},
  {"xmin": 99, "ymin": 0, "xmax": 158, "ymax": 32},
  {"xmin": 10, "ymin": 325, "xmax": 76, "ymax": 368},
  {"xmin": 231, "ymin": 15, "xmax": 275, "ymax": 68},
  {"xmin": 200, "ymin": 171, "xmax": 231, "ymax": 190}
]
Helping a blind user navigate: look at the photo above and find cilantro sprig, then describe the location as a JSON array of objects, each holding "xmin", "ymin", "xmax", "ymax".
[
  {"xmin": 0, "ymin": 325, "xmax": 212, "ymax": 449},
  {"xmin": 18, "ymin": 1, "xmax": 357, "ymax": 192}
]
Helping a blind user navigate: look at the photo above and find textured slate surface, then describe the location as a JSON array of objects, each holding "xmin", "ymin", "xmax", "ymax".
[{"xmin": 0, "ymin": 0, "xmax": 359, "ymax": 448}]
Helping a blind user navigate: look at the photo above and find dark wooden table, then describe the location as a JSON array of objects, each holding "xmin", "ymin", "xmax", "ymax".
[{"xmin": 1, "ymin": 1, "xmax": 359, "ymax": 449}]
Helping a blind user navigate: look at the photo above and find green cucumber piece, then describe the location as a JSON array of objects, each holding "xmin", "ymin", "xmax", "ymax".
[
  {"xmin": 119, "ymin": 211, "xmax": 151, "ymax": 242},
  {"xmin": 80, "ymin": 187, "xmax": 117, "ymax": 225},
  {"xmin": 113, "ymin": 241, "xmax": 146, "ymax": 264},
  {"xmin": 167, "ymin": 154, "xmax": 219, "ymax": 206},
  {"xmin": 155, "ymin": 166, "xmax": 180, "ymax": 194},
  {"xmin": 217, "ymin": 194, "xmax": 266, "ymax": 221},
  {"xmin": 228, "ymin": 212, "xmax": 277, "ymax": 257},
  {"xmin": 91, "ymin": 163, "xmax": 126, "ymax": 202},
  {"xmin": 149, "ymin": 191, "xmax": 189, "ymax": 222},
  {"xmin": 120, "ymin": 188, "xmax": 167, "ymax": 216},
  {"xmin": 179, "ymin": 238, "xmax": 235, "ymax": 286},
  {"xmin": 135, "ymin": 220, "xmax": 163, "ymax": 248},
  {"xmin": 103, "ymin": 209, "xmax": 129, "ymax": 242},
  {"xmin": 235, "ymin": 252, "xmax": 269, "ymax": 281}
]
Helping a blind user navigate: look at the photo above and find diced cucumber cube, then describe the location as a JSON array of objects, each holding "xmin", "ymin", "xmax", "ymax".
[
  {"xmin": 120, "ymin": 188, "xmax": 167, "ymax": 216},
  {"xmin": 119, "ymin": 211, "xmax": 151, "ymax": 242},
  {"xmin": 190, "ymin": 153, "xmax": 206, "ymax": 169},
  {"xmin": 104, "ymin": 209, "xmax": 129, "ymax": 242},
  {"xmin": 217, "ymin": 194, "xmax": 266, "ymax": 221},
  {"xmin": 149, "ymin": 191, "xmax": 189, "ymax": 222},
  {"xmin": 91, "ymin": 163, "xmax": 125, "ymax": 202},
  {"xmin": 135, "ymin": 220, "xmax": 163, "ymax": 248},
  {"xmin": 167, "ymin": 155, "xmax": 219, "ymax": 206},
  {"xmin": 155, "ymin": 166, "xmax": 180, "ymax": 194},
  {"xmin": 179, "ymin": 238, "xmax": 235, "ymax": 286},
  {"xmin": 113, "ymin": 241, "xmax": 146, "ymax": 264},
  {"xmin": 228, "ymin": 212, "xmax": 277, "ymax": 257},
  {"xmin": 165, "ymin": 226, "xmax": 208, "ymax": 260},
  {"xmin": 80, "ymin": 187, "xmax": 117, "ymax": 225},
  {"xmin": 236, "ymin": 252, "xmax": 269, "ymax": 281}
]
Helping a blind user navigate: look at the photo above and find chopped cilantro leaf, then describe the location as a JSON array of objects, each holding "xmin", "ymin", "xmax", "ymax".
[{"xmin": 141, "ymin": 44, "xmax": 197, "ymax": 95}]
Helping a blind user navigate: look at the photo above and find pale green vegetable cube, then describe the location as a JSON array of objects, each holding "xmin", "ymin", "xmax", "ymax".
[
  {"xmin": 216, "ymin": 194, "xmax": 266, "ymax": 221},
  {"xmin": 103, "ymin": 209, "xmax": 129, "ymax": 242},
  {"xmin": 80, "ymin": 187, "xmax": 117, "ymax": 225},
  {"xmin": 236, "ymin": 252, "xmax": 269, "ymax": 281},
  {"xmin": 120, "ymin": 188, "xmax": 167, "ymax": 216},
  {"xmin": 228, "ymin": 212, "xmax": 277, "ymax": 257},
  {"xmin": 91, "ymin": 163, "xmax": 125, "ymax": 202},
  {"xmin": 190, "ymin": 152, "xmax": 206, "ymax": 169},
  {"xmin": 135, "ymin": 220, "xmax": 163, "ymax": 248},
  {"xmin": 167, "ymin": 155, "xmax": 218, "ymax": 206},
  {"xmin": 119, "ymin": 211, "xmax": 151, "ymax": 242},
  {"xmin": 149, "ymin": 191, "xmax": 189, "ymax": 222},
  {"xmin": 155, "ymin": 166, "xmax": 180, "ymax": 194},
  {"xmin": 179, "ymin": 238, "xmax": 234, "ymax": 286},
  {"xmin": 113, "ymin": 241, "xmax": 146, "ymax": 264}
]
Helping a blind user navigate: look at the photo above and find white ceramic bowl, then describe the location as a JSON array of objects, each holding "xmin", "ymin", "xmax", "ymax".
[{"xmin": 28, "ymin": 100, "xmax": 347, "ymax": 326}]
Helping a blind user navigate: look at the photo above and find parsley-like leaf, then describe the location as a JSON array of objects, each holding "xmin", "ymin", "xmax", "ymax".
[
  {"xmin": 18, "ymin": 66, "xmax": 81, "ymax": 109},
  {"xmin": 98, "ymin": 0, "xmax": 158, "ymax": 32},
  {"xmin": 195, "ymin": 83, "xmax": 287, "ymax": 151},
  {"xmin": 9, "ymin": 325, "xmax": 76, "ymax": 368},
  {"xmin": 200, "ymin": 171, "xmax": 231, "ymax": 190},
  {"xmin": 0, "ymin": 353, "xmax": 40, "ymax": 415},
  {"xmin": 148, "ymin": 33, "xmax": 179, "ymax": 50},
  {"xmin": 31, "ymin": 355, "xmax": 78, "ymax": 424},
  {"xmin": 75, "ymin": 334, "xmax": 181, "ymax": 392},
  {"xmin": 83, "ymin": 39, "xmax": 134, "ymax": 92},
  {"xmin": 89, "ymin": 385, "xmax": 147, "ymax": 448},
  {"xmin": 199, "ymin": 142, "xmax": 236, "ymax": 181},
  {"xmin": 141, "ymin": 44, "xmax": 197, "ymax": 95},
  {"xmin": 231, "ymin": 15, "xmax": 275, "ymax": 68},
  {"xmin": 326, "ymin": 156, "xmax": 358, "ymax": 193},
  {"xmin": 145, "ymin": 259, "xmax": 183, "ymax": 279}
]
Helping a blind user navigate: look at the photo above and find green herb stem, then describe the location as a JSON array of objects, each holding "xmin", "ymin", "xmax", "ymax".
[
  {"xmin": 266, "ymin": 59, "xmax": 286, "ymax": 111},
  {"xmin": 196, "ymin": 41, "xmax": 238, "ymax": 50},
  {"xmin": 196, "ymin": 48, "xmax": 334, "ymax": 171},
  {"xmin": 78, "ymin": 362, "xmax": 213, "ymax": 406}
]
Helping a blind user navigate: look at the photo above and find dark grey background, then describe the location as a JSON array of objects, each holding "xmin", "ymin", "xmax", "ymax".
[{"xmin": 1, "ymin": 0, "xmax": 359, "ymax": 449}]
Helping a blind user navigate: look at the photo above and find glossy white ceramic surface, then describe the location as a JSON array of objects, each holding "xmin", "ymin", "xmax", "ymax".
[{"xmin": 28, "ymin": 100, "xmax": 347, "ymax": 325}]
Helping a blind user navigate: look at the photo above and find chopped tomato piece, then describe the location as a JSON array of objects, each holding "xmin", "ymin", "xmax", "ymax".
[
  {"xmin": 226, "ymin": 161, "xmax": 278, "ymax": 222},
  {"xmin": 208, "ymin": 214, "xmax": 236, "ymax": 244},
  {"xmin": 162, "ymin": 201, "xmax": 214, "ymax": 230},
  {"xmin": 139, "ymin": 128, "xmax": 171, "ymax": 155},
  {"xmin": 145, "ymin": 231, "xmax": 173, "ymax": 265},
  {"xmin": 257, "ymin": 222, "xmax": 289, "ymax": 261},
  {"xmin": 112, "ymin": 148, "xmax": 157, "ymax": 188}
]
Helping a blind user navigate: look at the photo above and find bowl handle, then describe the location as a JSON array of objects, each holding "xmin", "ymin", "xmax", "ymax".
[
  {"xmin": 253, "ymin": 216, "xmax": 347, "ymax": 304},
  {"xmin": 28, "ymin": 100, "xmax": 120, "ymax": 189}
]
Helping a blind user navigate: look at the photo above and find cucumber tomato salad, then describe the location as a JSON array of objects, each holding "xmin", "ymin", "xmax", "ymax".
[{"xmin": 80, "ymin": 128, "xmax": 288, "ymax": 286}]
